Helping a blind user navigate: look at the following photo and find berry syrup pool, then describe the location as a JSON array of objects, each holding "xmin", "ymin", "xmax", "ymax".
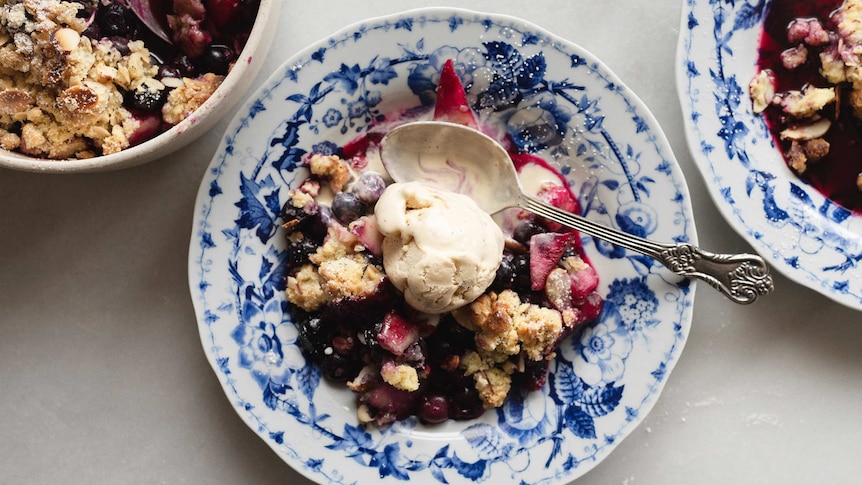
[{"xmin": 756, "ymin": 0, "xmax": 862, "ymax": 213}]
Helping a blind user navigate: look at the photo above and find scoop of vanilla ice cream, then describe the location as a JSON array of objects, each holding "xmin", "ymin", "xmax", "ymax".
[{"xmin": 374, "ymin": 182, "xmax": 505, "ymax": 314}]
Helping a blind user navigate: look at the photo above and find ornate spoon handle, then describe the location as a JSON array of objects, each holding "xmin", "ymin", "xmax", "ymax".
[{"xmin": 520, "ymin": 195, "xmax": 775, "ymax": 304}]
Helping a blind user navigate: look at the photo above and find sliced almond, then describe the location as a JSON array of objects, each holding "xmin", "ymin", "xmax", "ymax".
[
  {"xmin": 57, "ymin": 85, "xmax": 99, "ymax": 115},
  {"xmin": 780, "ymin": 118, "xmax": 832, "ymax": 140},
  {"xmin": 749, "ymin": 70, "xmax": 776, "ymax": 114},
  {"xmin": 161, "ymin": 76, "xmax": 183, "ymax": 89},
  {"xmin": 0, "ymin": 88, "xmax": 32, "ymax": 114}
]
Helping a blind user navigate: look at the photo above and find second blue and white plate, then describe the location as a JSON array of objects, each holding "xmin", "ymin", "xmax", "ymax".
[{"xmin": 677, "ymin": 0, "xmax": 862, "ymax": 311}]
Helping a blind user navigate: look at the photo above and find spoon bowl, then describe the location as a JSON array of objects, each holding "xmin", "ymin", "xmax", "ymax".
[
  {"xmin": 379, "ymin": 121, "xmax": 522, "ymax": 214},
  {"xmin": 380, "ymin": 120, "xmax": 775, "ymax": 304}
]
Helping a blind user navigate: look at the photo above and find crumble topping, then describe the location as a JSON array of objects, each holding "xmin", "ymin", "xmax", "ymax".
[
  {"xmin": 317, "ymin": 254, "xmax": 384, "ymax": 301},
  {"xmin": 285, "ymin": 173, "xmax": 385, "ymax": 312},
  {"xmin": 450, "ymin": 288, "xmax": 563, "ymax": 409},
  {"xmin": 780, "ymin": 87, "xmax": 835, "ymax": 118},
  {"xmin": 286, "ymin": 236, "xmax": 384, "ymax": 312},
  {"xmin": 0, "ymin": 0, "xmax": 254, "ymax": 160},
  {"xmin": 453, "ymin": 289, "xmax": 564, "ymax": 362},
  {"xmin": 161, "ymin": 72, "xmax": 224, "ymax": 125},
  {"xmin": 0, "ymin": 2, "xmax": 156, "ymax": 158},
  {"xmin": 460, "ymin": 350, "xmax": 514, "ymax": 409},
  {"xmin": 286, "ymin": 264, "xmax": 327, "ymax": 312}
]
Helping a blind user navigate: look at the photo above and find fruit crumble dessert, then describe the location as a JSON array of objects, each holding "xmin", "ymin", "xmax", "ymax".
[
  {"xmin": 0, "ymin": 0, "xmax": 258, "ymax": 159},
  {"xmin": 749, "ymin": 0, "xmax": 862, "ymax": 212},
  {"xmin": 280, "ymin": 60, "xmax": 604, "ymax": 426}
]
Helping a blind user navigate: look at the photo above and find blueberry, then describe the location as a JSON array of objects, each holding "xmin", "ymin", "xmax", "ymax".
[
  {"xmin": 280, "ymin": 200, "xmax": 315, "ymax": 230},
  {"xmin": 296, "ymin": 316, "xmax": 333, "ymax": 358},
  {"xmin": 110, "ymin": 37, "xmax": 131, "ymax": 56},
  {"xmin": 361, "ymin": 326, "xmax": 381, "ymax": 352},
  {"xmin": 158, "ymin": 65, "xmax": 181, "ymax": 80},
  {"xmin": 448, "ymin": 379, "xmax": 485, "ymax": 420},
  {"xmin": 197, "ymin": 45, "xmax": 235, "ymax": 76},
  {"xmin": 511, "ymin": 253, "xmax": 531, "ymax": 293},
  {"xmin": 149, "ymin": 51, "xmax": 166, "ymax": 67},
  {"xmin": 331, "ymin": 192, "xmax": 365, "ymax": 224},
  {"xmin": 75, "ymin": 1, "xmax": 98, "ymax": 21},
  {"xmin": 425, "ymin": 317, "xmax": 472, "ymax": 366},
  {"xmin": 126, "ymin": 85, "xmax": 167, "ymax": 112},
  {"xmin": 352, "ymin": 172, "xmax": 387, "ymax": 205},
  {"xmin": 81, "ymin": 22, "xmax": 100, "ymax": 40},
  {"xmin": 518, "ymin": 359, "xmax": 550, "ymax": 391},
  {"xmin": 297, "ymin": 206, "xmax": 330, "ymax": 243},
  {"xmin": 417, "ymin": 393, "xmax": 449, "ymax": 424},
  {"xmin": 287, "ymin": 238, "xmax": 318, "ymax": 268},
  {"xmin": 173, "ymin": 54, "xmax": 198, "ymax": 78},
  {"xmin": 491, "ymin": 255, "xmax": 515, "ymax": 292},
  {"xmin": 513, "ymin": 220, "xmax": 544, "ymax": 245},
  {"xmin": 561, "ymin": 243, "xmax": 578, "ymax": 260},
  {"xmin": 97, "ymin": 3, "xmax": 134, "ymax": 37},
  {"xmin": 321, "ymin": 352, "xmax": 360, "ymax": 382}
]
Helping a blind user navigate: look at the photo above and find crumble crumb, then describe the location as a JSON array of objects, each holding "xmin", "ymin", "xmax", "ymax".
[
  {"xmin": 381, "ymin": 361, "xmax": 419, "ymax": 392},
  {"xmin": 803, "ymin": 138, "xmax": 830, "ymax": 161},
  {"xmin": 451, "ymin": 289, "xmax": 563, "ymax": 410},
  {"xmin": 346, "ymin": 365, "xmax": 377, "ymax": 393},
  {"xmin": 310, "ymin": 232, "xmax": 353, "ymax": 264},
  {"xmin": 749, "ymin": 70, "xmax": 775, "ymax": 114},
  {"xmin": 0, "ymin": 130, "xmax": 20, "ymax": 150},
  {"xmin": 781, "ymin": 44, "xmax": 808, "ymax": 70},
  {"xmin": 356, "ymin": 404, "xmax": 374, "ymax": 424},
  {"xmin": 161, "ymin": 73, "xmax": 224, "ymax": 125},
  {"xmin": 317, "ymin": 254, "xmax": 384, "ymax": 301},
  {"xmin": 819, "ymin": 47, "xmax": 847, "ymax": 84},
  {"xmin": 780, "ymin": 87, "xmax": 835, "ymax": 118},
  {"xmin": 787, "ymin": 140, "xmax": 809, "ymax": 173},
  {"xmin": 453, "ymin": 290, "xmax": 520, "ymax": 356},
  {"xmin": 515, "ymin": 302, "xmax": 563, "ymax": 361},
  {"xmin": 286, "ymin": 264, "xmax": 326, "ymax": 312},
  {"xmin": 460, "ymin": 350, "xmax": 512, "ymax": 409},
  {"xmin": 306, "ymin": 154, "xmax": 352, "ymax": 192}
]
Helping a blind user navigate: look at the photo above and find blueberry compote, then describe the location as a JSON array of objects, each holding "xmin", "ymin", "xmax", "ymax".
[
  {"xmin": 282, "ymin": 167, "xmax": 603, "ymax": 426},
  {"xmin": 755, "ymin": 0, "xmax": 862, "ymax": 212},
  {"xmin": 80, "ymin": 0, "xmax": 258, "ymax": 76},
  {"xmin": 280, "ymin": 60, "xmax": 604, "ymax": 426}
]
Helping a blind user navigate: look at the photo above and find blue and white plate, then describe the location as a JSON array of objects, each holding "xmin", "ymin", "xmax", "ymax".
[
  {"xmin": 677, "ymin": 0, "xmax": 862, "ymax": 311},
  {"xmin": 189, "ymin": 8, "xmax": 696, "ymax": 484}
]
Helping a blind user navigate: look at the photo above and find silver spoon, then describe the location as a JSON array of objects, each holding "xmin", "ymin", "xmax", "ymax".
[{"xmin": 379, "ymin": 120, "xmax": 774, "ymax": 304}]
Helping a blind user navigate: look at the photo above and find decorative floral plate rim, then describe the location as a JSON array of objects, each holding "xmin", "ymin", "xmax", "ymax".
[
  {"xmin": 676, "ymin": 0, "xmax": 862, "ymax": 311},
  {"xmin": 189, "ymin": 7, "xmax": 697, "ymax": 484}
]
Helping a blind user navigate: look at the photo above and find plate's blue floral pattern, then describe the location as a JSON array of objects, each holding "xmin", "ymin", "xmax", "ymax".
[
  {"xmin": 190, "ymin": 8, "xmax": 696, "ymax": 484},
  {"xmin": 677, "ymin": 0, "xmax": 862, "ymax": 310}
]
